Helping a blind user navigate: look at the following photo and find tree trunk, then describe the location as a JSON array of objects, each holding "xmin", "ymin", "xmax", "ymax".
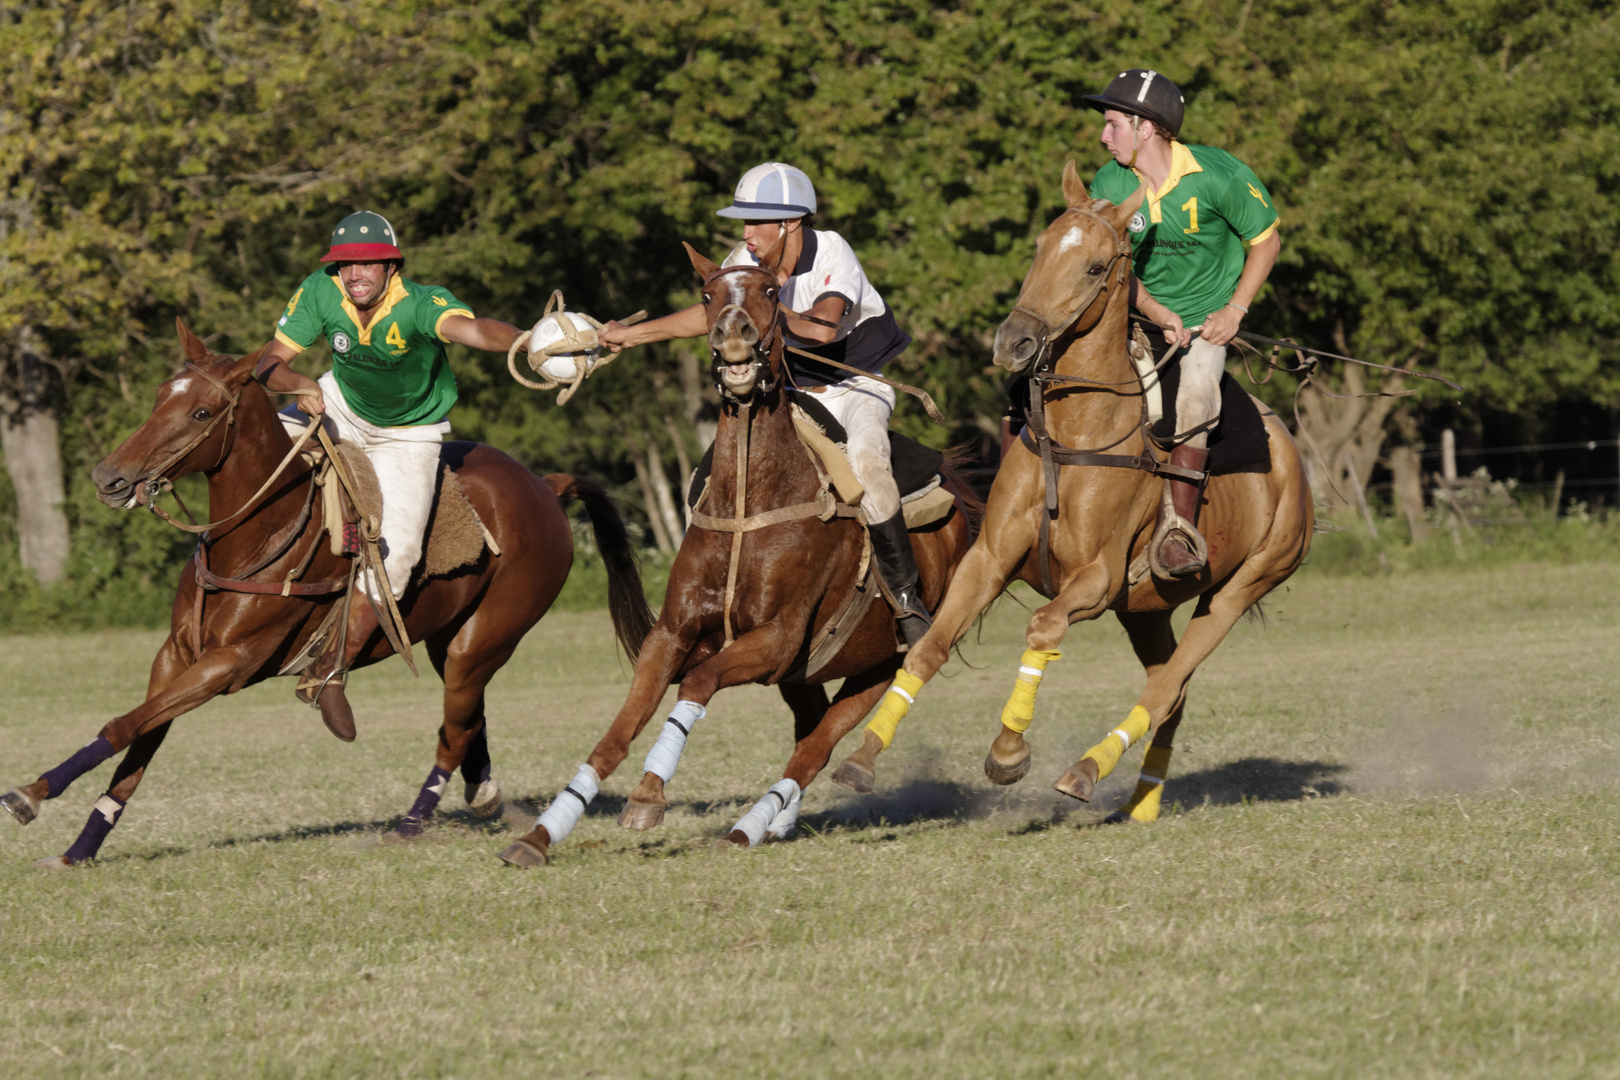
[
  {"xmin": 631, "ymin": 437, "xmax": 674, "ymax": 554},
  {"xmin": 0, "ymin": 328, "xmax": 71, "ymax": 585},
  {"xmin": 647, "ymin": 435, "xmax": 684, "ymax": 546},
  {"xmin": 1388, "ymin": 444, "xmax": 1429, "ymax": 542},
  {"xmin": 1293, "ymin": 325, "xmax": 1415, "ymax": 513}
]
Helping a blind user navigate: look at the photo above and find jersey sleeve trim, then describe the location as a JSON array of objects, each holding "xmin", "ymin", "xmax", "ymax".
[
  {"xmin": 1246, "ymin": 220, "xmax": 1280, "ymax": 246},
  {"xmin": 274, "ymin": 329, "xmax": 310, "ymax": 354},
  {"xmin": 434, "ymin": 309, "xmax": 476, "ymax": 341}
]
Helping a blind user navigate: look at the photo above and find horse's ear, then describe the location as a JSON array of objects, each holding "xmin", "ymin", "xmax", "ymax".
[
  {"xmin": 176, "ymin": 318, "xmax": 210, "ymax": 363},
  {"xmin": 1061, "ymin": 160, "xmax": 1088, "ymax": 208},
  {"xmin": 228, "ymin": 345, "xmax": 268, "ymax": 387},
  {"xmin": 683, "ymin": 241, "xmax": 720, "ymax": 281},
  {"xmin": 1117, "ymin": 182, "xmax": 1147, "ymax": 219}
]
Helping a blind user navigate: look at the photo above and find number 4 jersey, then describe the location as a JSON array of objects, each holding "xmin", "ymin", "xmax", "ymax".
[
  {"xmin": 273, "ymin": 268, "xmax": 473, "ymax": 427},
  {"xmin": 1090, "ymin": 142, "xmax": 1279, "ymax": 327}
]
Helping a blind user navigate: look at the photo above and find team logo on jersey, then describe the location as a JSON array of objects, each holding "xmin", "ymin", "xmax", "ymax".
[
  {"xmin": 332, "ymin": 332, "xmax": 352, "ymax": 354},
  {"xmin": 1128, "ymin": 212, "xmax": 1147, "ymax": 234}
]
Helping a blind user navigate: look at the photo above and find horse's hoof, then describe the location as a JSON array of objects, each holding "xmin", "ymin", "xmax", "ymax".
[
  {"xmin": 984, "ymin": 746, "xmax": 1032, "ymax": 786},
  {"xmin": 617, "ymin": 799, "xmax": 666, "ymax": 831},
  {"xmin": 465, "ymin": 779, "xmax": 503, "ymax": 819},
  {"xmin": 830, "ymin": 758, "xmax": 875, "ymax": 795},
  {"xmin": 1102, "ymin": 811, "xmax": 1131, "ymax": 825},
  {"xmin": 1, "ymin": 787, "xmax": 39, "ymax": 827},
  {"xmin": 33, "ymin": 856, "xmax": 73, "ymax": 871},
  {"xmin": 1052, "ymin": 758, "xmax": 1099, "ymax": 802},
  {"xmin": 497, "ymin": 839, "xmax": 548, "ymax": 868},
  {"xmin": 712, "ymin": 830, "xmax": 750, "ymax": 850}
]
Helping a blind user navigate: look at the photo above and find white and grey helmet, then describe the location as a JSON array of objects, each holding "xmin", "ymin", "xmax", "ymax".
[{"xmin": 716, "ymin": 162, "xmax": 817, "ymax": 221}]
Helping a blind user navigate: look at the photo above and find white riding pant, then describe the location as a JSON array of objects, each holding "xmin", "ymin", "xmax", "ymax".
[
  {"xmin": 1175, "ymin": 337, "xmax": 1227, "ymax": 451},
  {"xmin": 810, "ymin": 375, "xmax": 900, "ymax": 522},
  {"xmin": 278, "ymin": 372, "xmax": 448, "ymax": 602}
]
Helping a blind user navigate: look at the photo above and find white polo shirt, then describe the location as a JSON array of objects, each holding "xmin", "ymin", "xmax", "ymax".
[{"xmin": 723, "ymin": 228, "xmax": 911, "ymax": 387}]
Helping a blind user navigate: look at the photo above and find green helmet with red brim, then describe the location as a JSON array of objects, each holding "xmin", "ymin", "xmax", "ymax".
[{"xmin": 320, "ymin": 210, "xmax": 403, "ymax": 262}]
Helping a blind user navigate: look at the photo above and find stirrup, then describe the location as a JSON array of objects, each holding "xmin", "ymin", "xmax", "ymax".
[
  {"xmin": 1146, "ymin": 482, "xmax": 1208, "ymax": 580},
  {"xmin": 295, "ymin": 667, "xmax": 347, "ymax": 708}
]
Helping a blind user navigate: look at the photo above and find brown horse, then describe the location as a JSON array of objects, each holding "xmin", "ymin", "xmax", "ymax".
[
  {"xmin": 1, "ymin": 320, "xmax": 653, "ymax": 867},
  {"xmin": 831, "ymin": 162, "xmax": 1313, "ymax": 820},
  {"xmin": 497, "ymin": 245, "xmax": 976, "ymax": 866}
]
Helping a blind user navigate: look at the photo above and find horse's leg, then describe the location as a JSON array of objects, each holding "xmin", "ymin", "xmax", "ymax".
[
  {"xmin": 1103, "ymin": 610, "xmax": 1182, "ymax": 824},
  {"xmin": 499, "ymin": 623, "xmax": 696, "ymax": 867},
  {"xmin": 833, "ymin": 523, "xmax": 1033, "ymax": 793},
  {"xmin": 3, "ymin": 645, "xmax": 247, "ymax": 832},
  {"xmin": 393, "ymin": 632, "xmax": 514, "ymax": 839},
  {"xmin": 982, "ymin": 560, "xmax": 1115, "ymax": 786},
  {"xmin": 729, "ymin": 666, "xmax": 898, "ymax": 847},
  {"xmin": 1053, "ymin": 576, "xmax": 1264, "ymax": 803}
]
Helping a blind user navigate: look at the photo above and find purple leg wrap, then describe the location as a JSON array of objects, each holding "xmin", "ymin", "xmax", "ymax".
[
  {"xmin": 398, "ymin": 765, "xmax": 452, "ymax": 837},
  {"xmin": 41, "ymin": 736, "xmax": 116, "ymax": 799},
  {"xmin": 62, "ymin": 793, "xmax": 127, "ymax": 864},
  {"xmin": 459, "ymin": 726, "xmax": 492, "ymax": 787}
]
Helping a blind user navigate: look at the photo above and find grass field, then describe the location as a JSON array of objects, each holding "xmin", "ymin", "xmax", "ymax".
[{"xmin": 2, "ymin": 562, "xmax": 1618, "ymax": 1079}]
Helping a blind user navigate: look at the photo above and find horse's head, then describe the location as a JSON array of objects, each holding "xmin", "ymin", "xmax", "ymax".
[
  {"xmin": 92, "ymin": 319, "xmax": 264, "ymax": 508},
  {"xmin": 993, "ymin": 160, "xmax": 1146, "ymax": 375},
  {"xmin": 683, "ymin": 241, "xmax": 785, "ymax": 404}
]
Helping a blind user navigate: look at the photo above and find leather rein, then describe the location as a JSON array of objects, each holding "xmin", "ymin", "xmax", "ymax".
[
  {"xmin": 1012, "ymin": 206, "xmax": 1206, "ymax": 597},
  {"xmin": 688, "ymin": 265, "xmax": 861, "ymax": 646}
]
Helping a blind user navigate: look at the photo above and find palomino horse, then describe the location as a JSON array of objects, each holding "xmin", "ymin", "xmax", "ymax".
[
  {"xmin": 1, "ymin": 321, "xmax": 653, "ymax": 867},
  {"xmin": 831, "ymin": 163, "xmax": 1313, "ymax": 818},
  {"xmin": 497, "ymin": 244, "xmax": 976, "ymax": 866}
]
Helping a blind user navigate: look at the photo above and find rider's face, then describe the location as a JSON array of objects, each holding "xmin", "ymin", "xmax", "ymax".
[
  {"xmin": 742, "ymin": 219, "xmax": 794, "ymax": 256},
  {"xmin": 1099, "ymin": 109, "xmax": 1143, "ymax": 166},
  {"xmin": 336, "ymin": 260, "xmax": 393, "ymax": 309}
]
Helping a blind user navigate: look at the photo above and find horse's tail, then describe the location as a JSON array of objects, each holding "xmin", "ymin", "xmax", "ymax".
[
  {"xmin": 939, "ymin": 447, "xmax": 987, "ymax": 540},
  {"xmin": 544, "ymin": 474, "xmax": 656, "ymax": 660}
]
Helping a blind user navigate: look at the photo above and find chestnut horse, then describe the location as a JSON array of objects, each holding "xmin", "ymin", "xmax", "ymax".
[
  {"xmin": 1, "ymin": 321, "xmax": 652, "ymax": 867},
  {"xmin": 497, "ymin": 244, "xmax": 976, "ymax": 866},
  {"xmin": 831, "ymin": 162, "xmax": 1313, "ymax": 820}
]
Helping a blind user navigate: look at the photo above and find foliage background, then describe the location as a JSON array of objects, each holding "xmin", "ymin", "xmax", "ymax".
[{"xmin": 2, "ymin": 0, "xmax": 1616, "ymax": 626}]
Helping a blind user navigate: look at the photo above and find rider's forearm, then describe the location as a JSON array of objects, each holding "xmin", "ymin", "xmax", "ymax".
[
  {"xmin": 253, "ymin": 343, "xmax": 314, "ymax": 394},
  {"xmin": 618, "ymin": 304, "xmax": 708, "ymax": 347},
  {"xmin": 441, "ymin": 316, "xmax": 523, "ymax": 354},
  {"xmin": 1227, "ymin": 231, "xmax": 1280, "ymax": 313}
]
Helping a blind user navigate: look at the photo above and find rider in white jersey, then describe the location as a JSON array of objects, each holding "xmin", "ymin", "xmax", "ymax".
[{"xmin": 599, "ymin": 163, "xmax": 931, "ymax": 646}]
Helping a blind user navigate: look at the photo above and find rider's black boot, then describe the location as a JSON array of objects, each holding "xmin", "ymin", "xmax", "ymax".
[{"xmin": 868, "ymin": 510, "xmax": 932, "ymax": 650}]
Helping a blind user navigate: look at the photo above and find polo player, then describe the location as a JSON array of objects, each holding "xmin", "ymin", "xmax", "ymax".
[
  {"xmin": 598, "ymin": 163, "xmax": 933, "ymax": 647},
  {"xmin": 1083, "ymin": 69, "xmax": 1281, "ymax": 576},
  {"xmin": 252, "ymin": 211, "xmax": 528, "ymax": 741}
]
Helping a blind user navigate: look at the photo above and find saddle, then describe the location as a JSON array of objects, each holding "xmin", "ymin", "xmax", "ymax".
[
  {"xmin": 276, "ymin": 439, "xmax": 498, "ymax": 680},
  {"xmin": 686, "ymin": 389, "xmax": 957, "ymax": 530}
]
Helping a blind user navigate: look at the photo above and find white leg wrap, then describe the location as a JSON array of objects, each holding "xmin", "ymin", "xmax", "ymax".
[
  {"xmin": 765, "ymin": 787, "xmax": 802, "ymax": 841},
  {"xmin": 534, "ymin": 763, "xmax": 600, "ymax": 846},
  {"xmin": 642, "ymin": 701, "xmax": 705, "ymax": 783},
  {"xmin": 730, "ymin": 779, "xmax": 801, "ymax": 848}
]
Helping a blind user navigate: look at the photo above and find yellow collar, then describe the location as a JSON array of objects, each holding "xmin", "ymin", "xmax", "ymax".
[
  {"xmin": 1133, "ymin": 142, "xmax": 1202, "ymax": 204},
  {"xmin": 329, "ymin": 272, "xmax": 408, "ymax": 345}
]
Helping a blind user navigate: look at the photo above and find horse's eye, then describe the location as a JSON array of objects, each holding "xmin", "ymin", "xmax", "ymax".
[
  {"xmin": 766, "ymin": 287, "xmax": 777, "ymax": 300},
  {"xmin": 702, "ymin": 293, "xmax": 711, "ymax": 304},
  {"xmin": 1088, "ymin": 263, "xmax": 1106, "ymax": 276},
  {"xmin": 193, "ymin": 408, "xmax": 212, "ymax": 422}
]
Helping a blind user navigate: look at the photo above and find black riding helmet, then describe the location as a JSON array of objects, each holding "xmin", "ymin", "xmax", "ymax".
[{"xmin": 1081, "ymin": 69, "xmax": 1185, "ymax": 138}]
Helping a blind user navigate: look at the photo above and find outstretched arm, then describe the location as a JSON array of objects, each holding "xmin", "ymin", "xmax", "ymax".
[
  {"xmin": 439, "ymin": 315, "xmax": 523, "ymax": 355},
  {"xmin": 598, "ymin": 304, "xmax": 708, "ymax": 353}
]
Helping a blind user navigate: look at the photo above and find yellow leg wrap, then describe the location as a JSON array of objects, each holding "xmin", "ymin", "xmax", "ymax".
[
  {"xmin": 1081, "ymin": 705, "xmax": 1152, "ymax": 783},
  {"xmin": 998, "ymin": 649, "xmax": 1062, "ymax": 734},
  {"xmin": 865, "ymin": 669, "xmax": 925, "ymax": 751},
  {"xmin": 1124, "ymin": 743, "xmax": 1174, "ymax": 823}
]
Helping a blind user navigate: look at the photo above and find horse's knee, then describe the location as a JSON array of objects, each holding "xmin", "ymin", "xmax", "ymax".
[{"xmin": 1025, "ymin": 608, "xmax": 1070, "ymax": 651}]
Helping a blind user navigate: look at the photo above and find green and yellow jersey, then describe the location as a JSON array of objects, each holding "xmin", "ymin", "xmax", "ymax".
[
  {"xmin": 1091, "ymin": 142, "xmax": 1280, "ymax": 326},
  {"xmin": 273, "ymin": 269, "xmax": 473, "ymax": 428}
]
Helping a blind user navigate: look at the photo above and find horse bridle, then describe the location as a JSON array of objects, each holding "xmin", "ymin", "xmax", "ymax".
[
  {"xmin": 1006, "ymin": 204, "xmax": 1134, "ymax": 381},
  {"xmin": 704, "ymin": 263, "xmax": 787, "ymax": 405}
]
